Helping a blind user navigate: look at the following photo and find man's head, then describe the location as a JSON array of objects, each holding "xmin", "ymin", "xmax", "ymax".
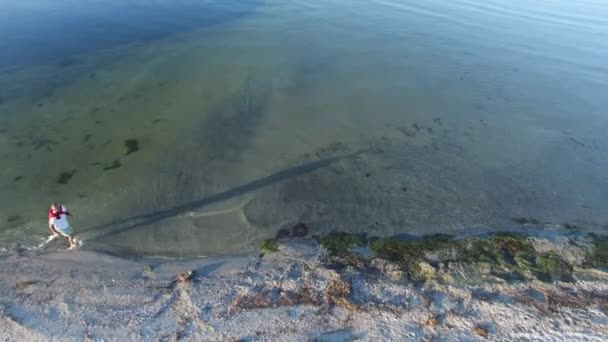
[{"xmin": 50, "ymin": 203, "xmax": 59, "ymax": 211}]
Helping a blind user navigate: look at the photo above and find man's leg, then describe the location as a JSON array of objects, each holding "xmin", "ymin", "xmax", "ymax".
[
  {"xmin": 50, "ymin": 224, "xmax": 60, "ymax": 237},
  {"xmin": 68, "ymin": 236, "xmax": 77, "ymax": 249}
]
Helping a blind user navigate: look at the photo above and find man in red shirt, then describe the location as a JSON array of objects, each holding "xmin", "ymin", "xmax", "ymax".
[{"xmin": 48, "ymin": 203, "xmax": 77, "ymax": 249}]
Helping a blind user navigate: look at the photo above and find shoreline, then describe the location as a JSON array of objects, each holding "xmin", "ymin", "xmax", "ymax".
[{"xmin": 1, "ymin": 230, "xmax": 607, "ymax": 340}]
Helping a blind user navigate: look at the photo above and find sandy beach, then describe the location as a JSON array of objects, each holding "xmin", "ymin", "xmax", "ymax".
[{"xmin": 1, "ymin": 230, "xmax": 607, "ymax": 341}]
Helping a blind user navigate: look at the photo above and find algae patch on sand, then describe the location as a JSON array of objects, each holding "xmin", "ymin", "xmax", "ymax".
[
  {"xmin": 260, "ymin": 239, "xmax": 279, "ymax": 254},
  {"xmin": 586, "ymin": 234, "xmax": 608, "ymax": 269},
  {"xmin": 320, "ymin": 232, "xmax": 365, "ymax": 254}
]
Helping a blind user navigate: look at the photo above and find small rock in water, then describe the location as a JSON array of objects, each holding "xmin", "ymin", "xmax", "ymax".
[
  {"xmin": 276, "ymin": 223, "xmax": 309, "ymax": 239},
  {"xmin": 292, "ymin": 223, "xmax": 308, "ymax": 238},
  {"xmin": 57, "ymin": 169, "xmax": 77, "ymax": 184},
  {"xmin": 276, "ymin": 228, "xmax": 291, "ymax": 239},
  {"xmin": 124, "ymin": 139, "xmax": 139, "ymax": 155}
]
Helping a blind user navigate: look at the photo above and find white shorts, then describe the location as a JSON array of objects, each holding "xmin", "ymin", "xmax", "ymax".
[
  {"xmin": 51, "ymin": 217, "xmax": 73, "ymax": 236},
  {"xmin": 53, "ymin": 224, "xmax": 73, "ymax": 237}
]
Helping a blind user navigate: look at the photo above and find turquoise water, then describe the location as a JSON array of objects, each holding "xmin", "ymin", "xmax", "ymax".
[{"xmin": 1, "ymin": 0, "xmax": 607, "ymax": 256}]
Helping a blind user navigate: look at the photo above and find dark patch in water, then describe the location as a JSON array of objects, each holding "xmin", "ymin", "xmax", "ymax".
[
  {"xmin": 103, "ymin": 139, "xmax": 111, "ymax": 147},
  {"xmin": 57, "ymin": 169, "xmax": 76, "ymax": 184},
  {"xmin": 0, "ymin": 128, "xmax": 6, "ymax": 134},
  {"xmin": 57, "ymin": 58, "xmax": 78, "ymax": 68},
  {"xmin": 13, "ymin": 176, "xmax": 23, "ymax": 182},
  {"xmin": 87, "ymin": 144, "xmax": 96, "ymax": 150},
  {"xmin": 1, "ymin": 0, "xmax": 265, "ymax": 71},
  {"xmin": 30, "ymin": 137, "xmax": 58, "ymax": 151},
  {"xmin": 118, "ymin": 96, "xmax": 127, "ymax": 102},
  {"xmin": 292, "ymin": 223, "xmax": 309, "ymax": 237},
  {"xmin": 90, "ymin": 107, "xmax": 99, "ymax": 113},
  {"xmin": 77, "ymin": 193, "xmax": 87, "ymax": 198},
  {"xmin": 397, "ymin": 126, "xmax": 416, "ymax": 138},
  {"xmin": 36, "ymin": 103, "xmax": 44, "ymax": 108},
  {"xmin": 563, "ymin": 223, "xmax": 580, "ymax": 231},
  {"xmin": 569, "ymin": 137, "xmax": 585, "ymax": 147},
  {"xmin": 83, "ymin": 133, "xmax": 92, "ymax": 142},
  {"xmin": 124, "ymin": 139, "xmax": 139, "ymax": 155},
  {"xmin": 512, "ymin": 217, "xmax": 541, "ymax": 225},
  {"xmin": 276, "ymin": 228, "xmax": 291, "ymax": 239},
  {"xmin": 94, "ymin": 120, "xmax": 102, "ymax": 125},
  {"xmin": 152, "ymin": 119, "xmax": 163, "ymax": 124},
  {"xmin": 314, "ymin": 142, "xmax": 349, "ymax": 159},
  {"xmin": 7, "ymin": 215, "xmax": 23, "ymax": 223},
  {"xmin": 0, "ymin": 96, "xmax": 4, "ymax": 105},
  {"xmin": 103, "ymin": 160, "xmax": 121, "ymax": 171},
  {"xmin": 200, "ymin": 78, "xmax": 270, "ymax": 162}
]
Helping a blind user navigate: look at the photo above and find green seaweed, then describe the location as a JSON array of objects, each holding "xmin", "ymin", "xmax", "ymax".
[
  {"xmin": 586, "ymin": 234, "xmax": 608, "ymax": 269},
  {"xmin": 7, "ymin": 215, "xmax": 23, "ymax": 223},
  {"xmin": 57, "ymin": 169, "xmax": 76, "ymax": 184},
  {"xmin": 13, "ymin": 176, "xmax": 23, "ymax": 182},
  {"xmin": 320, "ymin": 233, "xmax": 365, "ymax": 254},
  {"xmin": 370, "ymin": 234, "xmax": 453, "ymax": 280},
  {"xmin": 456, "ymin": 233, "xmax": 536, "ymax": 279},
  {"xmin": 371, "ymin": 234, "xmax": 454, "ymax": 262},
  {"xmin": 534, "ymin": 251, "xmax": 574, "ymax": 282},
  {"xmin": 31, "ymin": 137, "xmax": 57, "ymax": 151},
  {"xmin": 103, "ymin": 160, "xmax": 121, "ymax": 171},
  {"xmin": 261, "ymin": 239, "xmax": 279, "ymax": 254},
  {"xmin": 124, "ymin": 139, "xmax": 139, "ymax": 155}
]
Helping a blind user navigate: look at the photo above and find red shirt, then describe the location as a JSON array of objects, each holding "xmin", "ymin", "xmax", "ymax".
[{"xmin": 48, "ymin": 206, "xmax": 70, "ymax": 222}]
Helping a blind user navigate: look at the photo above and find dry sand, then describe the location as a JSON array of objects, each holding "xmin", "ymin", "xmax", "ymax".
[{"xmin": 0, "ymin": 237, "xmax": 607, "ymax": 341}]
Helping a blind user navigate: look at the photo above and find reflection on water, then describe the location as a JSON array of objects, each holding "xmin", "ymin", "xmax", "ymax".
[{"xmin": 0, "ymin": 0, "xmax": 607, "ymax": 256}]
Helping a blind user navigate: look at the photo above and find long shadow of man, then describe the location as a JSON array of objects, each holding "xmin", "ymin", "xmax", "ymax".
[{"xmin": 79, "ymin": 151, "xmax": 367, "ymax": 243}]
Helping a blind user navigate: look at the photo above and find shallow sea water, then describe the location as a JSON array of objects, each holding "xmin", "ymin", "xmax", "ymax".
[{"xmin": 0, "ymin": 0, "xmax": 607, "ymax": 256}]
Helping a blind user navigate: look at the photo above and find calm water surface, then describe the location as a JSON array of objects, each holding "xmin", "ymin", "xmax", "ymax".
[{"xmin": 1, "ymin": 0, "xmax": 607, "ymax": 256}]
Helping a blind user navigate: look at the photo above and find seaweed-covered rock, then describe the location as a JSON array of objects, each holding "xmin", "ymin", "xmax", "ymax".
[
  {"xmin": 320, "ymin": 233, "xmax": 365, "ymax": 254},
  {"xmin": 585, "ymin": 234, "xmax": 608, "ymax": 270},
  {"xmin": 260, "ymin": 239, "xmax": 279, "ymax": 254},
  {"xmin": 534, "ymin": 251, "xmax": 574, "ymax": 282}
]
